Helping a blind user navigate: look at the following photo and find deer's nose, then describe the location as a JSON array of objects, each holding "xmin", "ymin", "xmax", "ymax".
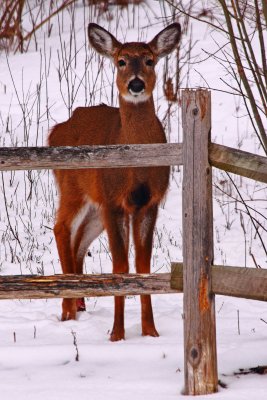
[{"xmin": 128, "ymin": 78, "xmax": 145, "ymax": 95}]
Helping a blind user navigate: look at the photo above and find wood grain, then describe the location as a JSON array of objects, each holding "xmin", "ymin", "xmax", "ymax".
[
  {"xmin": 0, "ymin": 143, "xmax": 182, "ymax": 171},
  {"xmin": 171, "ymin": 263, "xmax": 267, "ymax": 302},
  {"xmin": 0, "ymin": 141, "xmax": 265, "ymax": 187},
  {"xmin": 182, "ymin": 89, "xmax": 218, "ymax": 395},
  {"xmin": 209, "ymin": 143, "xmax": 267, "ymax": 183},
  {"xmin": 1, "ymin": 264, "xmax": 266, "ymax": 301},
  {"xmin": 0, "ymin": 273, "xmax": 178, "ymax": 299}
]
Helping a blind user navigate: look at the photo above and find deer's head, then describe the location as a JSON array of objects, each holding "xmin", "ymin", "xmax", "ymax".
[{"xmin": 88, "ymin": 23, "xmax": 181, "ymax": 104}]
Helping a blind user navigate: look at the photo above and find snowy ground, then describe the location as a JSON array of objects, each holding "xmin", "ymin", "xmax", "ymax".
[{"xmin": 0, "ymin": 1, "xmax": 266, "ymax": 399}]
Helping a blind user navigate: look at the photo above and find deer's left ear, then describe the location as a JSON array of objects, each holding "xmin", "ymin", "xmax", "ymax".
[{"xmin": 148, "ymin": 23, "xmax": 181, "ymax": 59}]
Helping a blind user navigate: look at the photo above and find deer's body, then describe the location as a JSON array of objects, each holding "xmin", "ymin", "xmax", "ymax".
[{"xmin": 49, "ymin": 23, "xmax": 181, "ymax": 341}]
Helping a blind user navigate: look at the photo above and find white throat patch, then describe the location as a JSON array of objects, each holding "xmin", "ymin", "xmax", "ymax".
[{"xmin": 122, "ymin": 92, "xmax": 150, "ymax": 104}]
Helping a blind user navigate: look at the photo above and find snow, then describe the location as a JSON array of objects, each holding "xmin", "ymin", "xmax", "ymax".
[
  {"xmin": 0, "ymin": 295, "xmax": 266, "ymax": 399},
  {"xmin": 0, "ymin": 1, "xmax": 266, "ymax": 399}
]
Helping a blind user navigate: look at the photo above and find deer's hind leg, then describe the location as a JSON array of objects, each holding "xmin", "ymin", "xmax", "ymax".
[
  {"xmin": 132, "ymin": 204, "xmax": 159, "ymax": 337},
  {"xmin": 54, "ymin": 197, "xmax": 103, "ymax": 321}
]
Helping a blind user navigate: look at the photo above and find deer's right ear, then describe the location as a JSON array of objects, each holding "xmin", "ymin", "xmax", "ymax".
[
  {"xmin": 88, "ymin": 23, "xmax": 121, "ymax": 58},
  {"xmin": 148, "ymin": 23, "xmax": 181, "ymax": 60}
]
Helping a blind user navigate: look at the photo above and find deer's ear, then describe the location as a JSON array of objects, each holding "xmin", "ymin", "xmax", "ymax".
[
  {"xmin": 88, "ymin": 23, "xmax": 121, "ymax": 58},
  {"xmin": 148, "ymin": 23, "xmax": 181, "ymax": 59}
]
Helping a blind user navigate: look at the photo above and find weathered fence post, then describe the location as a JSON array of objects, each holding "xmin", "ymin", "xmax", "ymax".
[{"xmin": 182, "ymin": 89, "xmax": 218, "ymax": 395}]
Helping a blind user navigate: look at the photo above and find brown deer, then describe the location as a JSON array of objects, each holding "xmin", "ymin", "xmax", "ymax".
[{"xmin": 49, "ymin": 22, "xmax": 181, "ymax": 341}]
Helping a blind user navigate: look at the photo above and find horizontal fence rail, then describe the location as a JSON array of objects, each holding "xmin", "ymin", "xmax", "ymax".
[
  {"xmin": 0, "ymin": 143, "xmax": 183, "ymax": 171},
  {"xmin": 0, "ymin": 143, "xmax": 266, "ymax": 183},
  {"xmin": 171, "ymin": 263, "xmax": 267, "ymax": 302},
  {"xmin": 0, "ymin": 273, "xmax": 178, "ymax": 299},
  {"xmin": 0, "ymin": 264, "xmax": 267, "ymax": 301},
  {"xmin": 209, "ymin": 143, "xmax": 267, "ymax": 184}
]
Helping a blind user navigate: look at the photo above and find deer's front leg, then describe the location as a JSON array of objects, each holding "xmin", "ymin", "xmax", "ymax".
[
  {"xmin": 103, "ymin": 206, "xmax": 130, "ymax": 341},
  {"xmin": 133, "ymin": 204, "xmax": 159, "ymax": 337}
]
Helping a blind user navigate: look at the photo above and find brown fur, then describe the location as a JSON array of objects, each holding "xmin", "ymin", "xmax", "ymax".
[{"xmin": 49, "ymin": 23, "xmax": 181, "ymax": 341}]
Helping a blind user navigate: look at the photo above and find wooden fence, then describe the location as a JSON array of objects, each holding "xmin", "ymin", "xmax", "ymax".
[{"xmin": 0, "ymin": 89, "xmax": 267, "ymax": 396}]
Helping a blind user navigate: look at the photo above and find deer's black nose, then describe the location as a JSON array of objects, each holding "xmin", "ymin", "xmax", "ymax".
[{"xmin": 128, "ymin": 78, "xmax": 145, "ymax": 94}]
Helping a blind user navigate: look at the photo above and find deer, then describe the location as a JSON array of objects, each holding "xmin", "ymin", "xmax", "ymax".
[{"xmin": 48, "ymin": 22, "xmax": 181, "ymax": 341}]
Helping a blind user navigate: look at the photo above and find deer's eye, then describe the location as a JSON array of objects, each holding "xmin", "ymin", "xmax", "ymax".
[
  {"xmin": 146, "ymin": 59, "xmax": 154, "ymax": 66},
  {"xmin": 118, "ymin": 59, "xmax": 126, "ymax": 67}
]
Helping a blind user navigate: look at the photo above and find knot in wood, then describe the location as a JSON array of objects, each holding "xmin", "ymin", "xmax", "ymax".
[
  {"xmin": 189, "ymin": 345, "xmax": 201, "ymax": 367},
  {"xmin": 121, "ymin": 145, "xmax": 130, "ymax": 151},
  {"xmin": 191, "ymin": 347, "xmax": 198, "ymax": 359},
  {"xmin": 192, "ymin": 107, "xmax": 199, "ymax": 116}
]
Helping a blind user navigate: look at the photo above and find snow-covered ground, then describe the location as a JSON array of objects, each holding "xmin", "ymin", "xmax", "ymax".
[{"xmin": 0, "ymin": 1, "xmax": 266, "ymax": 399}]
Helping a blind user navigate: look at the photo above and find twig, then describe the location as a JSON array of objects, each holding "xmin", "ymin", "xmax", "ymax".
[
  {"xmin": 226, "ymin": 172, "xmax": 267, "ymax": 256},
  {"xmin": 71, "ymin": 330, "xmax": 79, "ymax": 362},
  {"xmin": 218, "ymin": 0, "xmax": 267, "ymax": 152},
  {"xmin": 1, "ymin": 172, "xmax": 23, "ymax": 250},
  {"xmin": 15, "ymin": 0, "xmax": 77, "ymax": 52},
  {"xmin": 237, "ymin": 309, "xmax": 240, "ymax": 335},
  {"xmin": 164, "ymin": 0, "xmax": 242, "ymax": 40}
]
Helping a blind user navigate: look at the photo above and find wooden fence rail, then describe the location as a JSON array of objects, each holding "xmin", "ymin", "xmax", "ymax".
[
  {"xmin": 209, "ymin": 143, "xmax": 267, "ymax": 184},
  {"xmin": 0, "ymin": 273, "xmax": 176, "ymax": 299},
  {"xmin": 0, "ymin": 143, "xmax": 183, "ymax": 170},
  {"xmin": 171, "ymin": 263, "xmax": 267, "ymax": 302},
  {"xmin": 1, "ymin": 264, "xmax": 267, "ymax": 301},
  {"xmin": 0, "ymin": 142, "xmax": 266, "ymax": 183}
]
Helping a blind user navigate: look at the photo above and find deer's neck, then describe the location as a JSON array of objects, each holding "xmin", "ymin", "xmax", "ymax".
[{"xmin": 119, "ymin": 96, "xmax": 162, "ymax": 144}]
